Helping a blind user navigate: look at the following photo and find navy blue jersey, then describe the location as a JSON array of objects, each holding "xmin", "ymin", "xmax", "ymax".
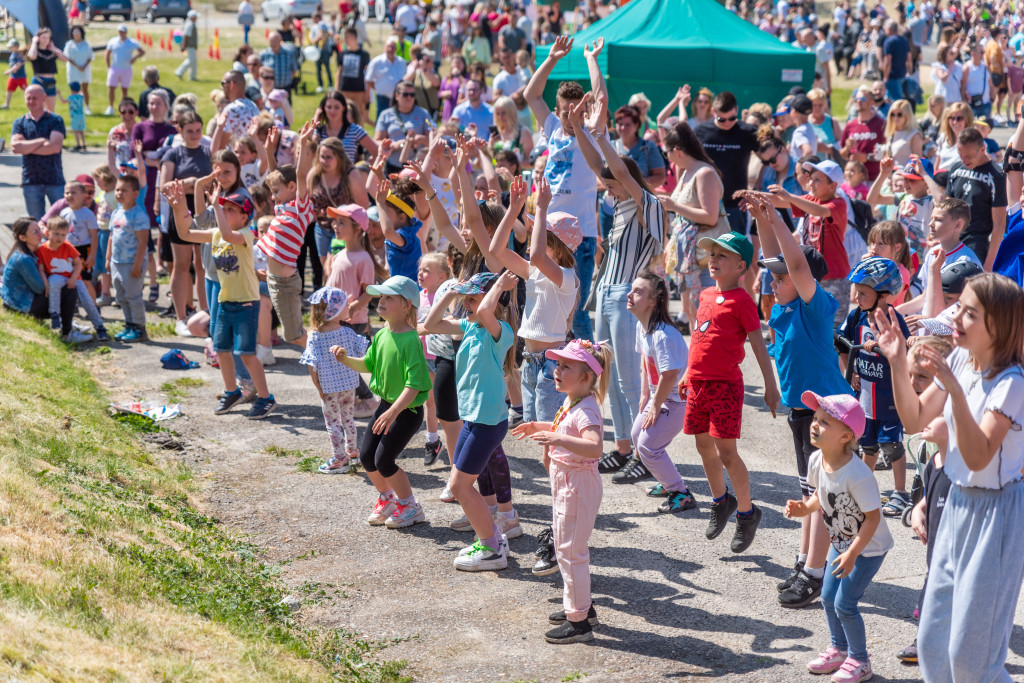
[{"xmin": 838, "ymin": 307, "xmax": 911, "ymax": 421}]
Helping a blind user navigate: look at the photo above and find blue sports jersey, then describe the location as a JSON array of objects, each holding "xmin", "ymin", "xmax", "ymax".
[{"xmin": 838, "ymin": 307, "xmax": 911, "ymax": 421}]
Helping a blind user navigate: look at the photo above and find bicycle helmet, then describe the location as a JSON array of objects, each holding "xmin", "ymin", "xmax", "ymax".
[
  {"xmin": 848, "ymin": 257, "xmax": 904, "ymax": 295},
  {"xmin": 940, "ymin": 260, "xmax": 984, "ymax": 294}
]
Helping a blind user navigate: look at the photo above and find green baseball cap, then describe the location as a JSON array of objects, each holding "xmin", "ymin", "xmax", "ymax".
[
  {"xmin": 366, "ymin": 275, "xmax": 420, "ymax": 305},
  {"xmin": 698, "ymin": 231, "xmax": 754, "ymax": 268}
]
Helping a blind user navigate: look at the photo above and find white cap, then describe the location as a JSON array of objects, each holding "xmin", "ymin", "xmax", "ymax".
[
  {"xmin": 117, "ymin": 23, "xmax": 128, "ymax": 32},
  {"xmin": 187, "ymin": 9, "xmax": 199, "ymax": 17}
]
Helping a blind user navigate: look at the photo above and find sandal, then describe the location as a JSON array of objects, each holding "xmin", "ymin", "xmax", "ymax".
[
  {"xmin": 659, "ymin": 490, "xmax": 698, "ymax": 514},
  {"xmin": 318, "ymin": 456, "xmax": 351, "ymax": 474},
  {"xmin": 647, "ymin": 482, "xmax": 669, "ymax": 497},
  {"xmin": 882, "ymin": 490, "xmax": 910, "ymax": 517}
]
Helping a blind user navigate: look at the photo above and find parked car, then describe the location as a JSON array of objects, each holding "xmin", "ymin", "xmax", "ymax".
[
  {"xmin": 131, "ymin": 0, "xmax": 190, "ymax": 22},
  {"xmin": 260, "ymin": 0, "xmax": 320, "ymax": 20},
  {"xmin": 83, "ymin": 0, "xmax": 135, "ymax": 21}
]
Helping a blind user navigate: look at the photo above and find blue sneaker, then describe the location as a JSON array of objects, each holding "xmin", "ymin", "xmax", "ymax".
[
  {"xmin": 114, "ymin": 327, "xmax": 129, "ymax": 341},
  {"xmin": 215, "ymin": 388, "xmax": 244, "ymax": 415},
  {"xmin": 121, "ymin": 327, "xmax": 146, "ymax": 343},
  {"xmin": 246, "ymin": 394, "xmax": 277, "ymax": 420}
]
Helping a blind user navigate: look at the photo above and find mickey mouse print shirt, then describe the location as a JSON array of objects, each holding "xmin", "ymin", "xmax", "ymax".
[{"xmin": 808, "ymin": 450, "xmax": 894, "ymax": 557}]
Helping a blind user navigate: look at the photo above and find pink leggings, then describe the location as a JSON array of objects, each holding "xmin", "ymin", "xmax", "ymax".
[
  {"xmin": 321, "ymin": 389, "xmax": 358, "ymax": 459},
  {"xmin": 551, "ymin": 458, "xmax": 602, "ymax": 622}
]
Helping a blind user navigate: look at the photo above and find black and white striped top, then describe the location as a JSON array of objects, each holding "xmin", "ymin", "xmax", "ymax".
[{"xmin": 599, "ymin": 190, "xmax": 665, "ymax": 287}]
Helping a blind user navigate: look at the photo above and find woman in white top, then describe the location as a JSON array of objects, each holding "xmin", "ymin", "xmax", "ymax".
[
  {"xmin": 935, "ymin": 102, "xmax": 972, "ymax": 171},
  {"xmin": 237, "ymin": 0, "xmax": 255, "ymax": 45},
  {"xmin": 882, "ymin": 99, "xmax": 923, "ymax": 166},
  {"xmin": 876, "ymin": 273, "xmax": 1024, "ymax": 683},
  {"xmin": 63, "ymin": 25, "xmax": 93, "ymax": 115},
  {"xmin": 931, "ymin": 42, "xmax": 963, "ymax": 104}
]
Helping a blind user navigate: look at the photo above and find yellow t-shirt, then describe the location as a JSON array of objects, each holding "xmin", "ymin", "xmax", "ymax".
[{"xmin": 212, "ymin": 229, "xmax": 260, "ymax": 303}]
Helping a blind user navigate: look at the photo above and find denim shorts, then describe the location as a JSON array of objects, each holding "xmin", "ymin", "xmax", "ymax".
[
  {"xmin": 213, "ymin": 300, "xmax": 259, "ymax": 355},
  {"xmin": 258, "ymin": 280, "xmax": 270, "ymax": 299}
]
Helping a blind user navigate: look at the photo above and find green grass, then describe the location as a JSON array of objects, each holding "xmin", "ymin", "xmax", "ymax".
[
  {"xmin": 0, "ymin": 307, "xmax": 410, "ymax": 681},
  {"xmin": 561, "ymin": 672, "xmax": 588, "ymax": 682},
  {"xmin": 159, "ymin": 376, "xmax": 206, "ymax": 401}
]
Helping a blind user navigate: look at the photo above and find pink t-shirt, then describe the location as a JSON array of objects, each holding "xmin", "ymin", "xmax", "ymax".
[
  {"xmin": 325, "ymin": 248, "xmax": 374, "ymax": 325},
  {"xmin": 548, "ymin": 395, "xmax": 603, "ymax": 468}
]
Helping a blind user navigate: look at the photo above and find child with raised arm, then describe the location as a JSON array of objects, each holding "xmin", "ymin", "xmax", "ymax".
[
  {"xmin": 333, "ymin": 275, "xmax": 433, "ymax": 529},
  {"xmin": 785, "ymin": 392, "xmax": 892, "ymax": 682},
  {"xmin": 513, "ymin": 339, "xmax": 612, "ymax": 644},
  {"xmin": 745, "ymin": 191, "xmax": 853, "ymax": 608}
]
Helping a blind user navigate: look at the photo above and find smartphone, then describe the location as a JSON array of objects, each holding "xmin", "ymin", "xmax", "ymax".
[{"xmin": 489, "ymin": 125, "xmax": 499, "ymax": 138}]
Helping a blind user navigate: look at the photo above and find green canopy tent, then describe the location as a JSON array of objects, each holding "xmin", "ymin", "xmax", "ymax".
[{"xmin": 534, "ymin": 0, "xmax": 816, "ymax": 115}]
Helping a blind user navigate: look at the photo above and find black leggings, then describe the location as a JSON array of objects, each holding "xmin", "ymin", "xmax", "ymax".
[
  {"xmin": 477, "ymin": 445, "xmax": 512, "ymax": 504},
  {"xmin": 359, "ymin": 399, "xmax": 423, "ymax": 478},
  {"xmin": 296, "ymin": 221, "xmax": 323, "ymax": 294},
  {"xmin": 30, "ymin": 289, "xmax": 77, "ymax": 335}
]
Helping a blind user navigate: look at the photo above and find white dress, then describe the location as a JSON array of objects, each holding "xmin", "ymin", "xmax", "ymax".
[{"xmin": 64, "ymin": 39, "xmax": 93, "ymax": 85}]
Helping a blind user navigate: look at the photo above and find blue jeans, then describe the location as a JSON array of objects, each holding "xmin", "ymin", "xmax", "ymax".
[
  {"xmin": 521, "ymin": 352, "xmax": 565, "ymax": 423},
  {"xmin": 821, "ymin": 546, "xmax": 886, "ymax": 662},
  {"xmin": 572, "ymin": 236, "xmax": 596, "ymax": 342},
  {"xmin": 23, "ymin": 184, "xmax": 64, "ymax": 220},
  {"xmin": 314, "ymin": 222, "xmax": 334, "ymax": 259},
  {"xmin": 885, "ymin": 77, "xmax": 906, "ymax": 102},
  {"xmin": 375, "ymin": 93, "xmax": 392, "ymax": 120},
  {"xmin": 206, "ymin": 279, "xmax": 251, "ymax": 381},
  {"xmin": 969, "ymin": 99, "xmax": 992, "ymax": 120},
  {"xmin": 595, "ymin": 282, "xmax": 641, "ymax": 442}
]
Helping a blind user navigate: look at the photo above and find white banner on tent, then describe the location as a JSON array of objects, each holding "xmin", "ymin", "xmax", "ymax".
[
  {"xmin": 4, "ymin": 0, "xmax": 42, "ymax": 35},
  {"xmin": 781, "ymin": 69, "xmax": 804, "ymax": 83}
]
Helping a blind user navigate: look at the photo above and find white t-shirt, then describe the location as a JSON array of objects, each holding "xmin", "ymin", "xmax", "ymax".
[
  {"xmin": 938, "ymin": 347, "xmax": 1024, "ymax": 489},
  {"xmin": 635, "ymin": 320, "xmax": 689, "ymax": 403},
  {"xmin": 542, "ymin": 112, "xmax": 600, "ymax": 239},
  {"xmin": 791, "ymin": 122, "xmax": 819, "ymax": 156},
  {"xmin": 395, "ymin": 4, "xmax": 421, "ymax": 33},
  {"xmin": 808, "ymin": 451, "xmax": 894, "ymax": 557},
  {"xmin": 105, "ymin": 37, "xmax": 141, "ymax": 70},
  {"xmin": 493, "ymin": 68, "xmax": 531, "ymax": 127},
  {"xmin": 241, "ymin": 160, "xmax": 264, "ymax": 188},
  {"xmin": 520, "ymin": 264, "xmax": 578, "ymax": 343}
]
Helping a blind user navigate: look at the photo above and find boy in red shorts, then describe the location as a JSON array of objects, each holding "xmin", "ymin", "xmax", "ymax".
[
  {"xmin": 682, "ymin": 231, "xmax": 780, "ymax": 553},
  {"xmin": 3, "ymin": 39, "xmax": 28, "ymax": 110}
]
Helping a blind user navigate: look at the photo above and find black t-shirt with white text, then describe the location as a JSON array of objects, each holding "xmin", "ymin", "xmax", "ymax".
[
  {"xmin": 934, "ymin": 160, "xmax": 1007, "ymax": 237},
  {"xmin": 695, "ymin": 120, "xmax": 759, "ymax": 208}
]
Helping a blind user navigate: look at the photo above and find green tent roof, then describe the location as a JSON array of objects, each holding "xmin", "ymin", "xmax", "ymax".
[{"xmin": 536, "ymin": 0, "xmax": 816, "ymax": 115}]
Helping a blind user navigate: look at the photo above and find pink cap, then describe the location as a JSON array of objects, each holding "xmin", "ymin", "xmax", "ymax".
[
  {"xmin": 547, "ymin": 211, "xmax": 583, "ymax": 252},
  {"xmin": 327, "ymin": 204, "xmax": 369, "ymax": 231},
  {"xmin": 801, "ymin": 391, "xmax": 865, "ymax": 439},
  {"xmin": 545, "ymin": 338, "xmax": 608, "ymax": 377}
]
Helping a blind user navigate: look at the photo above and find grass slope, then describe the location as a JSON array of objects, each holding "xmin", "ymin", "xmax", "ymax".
[{"xmin": 0, "ymin": 308, "xmax": 409, "ymax": 682}]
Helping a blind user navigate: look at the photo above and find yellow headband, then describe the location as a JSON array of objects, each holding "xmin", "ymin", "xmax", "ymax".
[{"xmin": 386, "ymin": 192, "xmax": 415, "ymax": 219}]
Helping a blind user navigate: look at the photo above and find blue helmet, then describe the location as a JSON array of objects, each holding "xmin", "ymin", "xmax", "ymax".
[{"xmin": 848, "ymin": 257, "xmax": 903, "ymax": 295}]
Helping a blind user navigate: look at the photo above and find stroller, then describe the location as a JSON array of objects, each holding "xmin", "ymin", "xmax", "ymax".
[{"xmin": 901, "ymin": 433, "xmax": 934, "ymax": 528}]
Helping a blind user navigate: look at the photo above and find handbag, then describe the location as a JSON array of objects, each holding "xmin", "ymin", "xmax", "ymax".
[{"xmin": 694, "ymin": 202, "xmax": 732, "ymax": 268}]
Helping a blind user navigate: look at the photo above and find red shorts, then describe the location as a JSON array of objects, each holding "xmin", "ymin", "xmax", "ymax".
[
  {"xmin": 682, "ymin": 378, "xmax": 744, "ymax": 440},
  {"xmin": 7, "ymin": 77, "xmax": 27, "ymax": 93}
]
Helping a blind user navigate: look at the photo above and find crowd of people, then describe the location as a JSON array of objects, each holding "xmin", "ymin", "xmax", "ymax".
[{"xmin": 5, "ymin": 0, "xmax": 1024, "ymax": 677}]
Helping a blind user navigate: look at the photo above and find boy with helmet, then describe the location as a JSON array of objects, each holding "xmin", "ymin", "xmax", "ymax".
[{"xmin": 837, "ymin": 257, "xmax": 913, "ymax": 516}]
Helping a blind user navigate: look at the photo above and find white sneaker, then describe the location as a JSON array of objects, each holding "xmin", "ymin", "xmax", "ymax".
[
  {"xmin": 174, "ymin": 319, "xmax": 192, "ymax": 337},
  {"xmin": 450, "ymin": 513, "xmax": 474, "ymax": 532},
  {"xmin": 496, "ymin": 511, "xmax": 523, "ymax": 539},
  {"xmin": 315, "ymin": 86, "xmax": 324, "ymax": 93},
  {"xmin": 384, "ymin": 500, "xmax": 426, "ymax": 528},
  {"xmin": 84, "ymin": 105, "xmax": 92, "ymax": 115},
  {"xmin": 104, "ymin": 106, "xmax": 115, "ymax": 116},
  {"xmin": 63, "ymin": 329, "xmax": 93, "ymax": 344},
  {"xmin": 439, "ymin": 484, "xmax": 456, "ymax": 502},
  {"xmin": 256, "ymin": 344, "xmax": 276, "ymax": 366},
  {"xmin": 367, "ymin": 494, "xmax": 397, "ymax": 525},
  {"xmin": 459, "ymin": 533, "xmax": 507, "ymax": 556},
  {"xmin": 454, "ymin": 539, "xmax": 508, "ymax": 571}
]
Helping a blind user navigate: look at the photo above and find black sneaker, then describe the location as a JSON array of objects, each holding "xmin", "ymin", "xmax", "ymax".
[
  {"xmin": 705, "ymin": 491, "xmax": 738, "ymax": 540},
  {"xmin": 247, "ymin": 395, "xmax": 278, "ymax": 420},
  {"xmin": 534, "ymin": 525, "xmax": 553, "ymax": 557},
  {"xmin": 215, "ymin": 389, "xmax": 244, "ymax": 415},
  {"xmin": 597, "ymin": 449, "xmax": 632, "ymax": 474},
  {"xmin": 778, "ymin": 558, "xmax": 806, "ymax": 592},
  {"xmin": 897, "ymin": 641, "xmax": 919, "ymax": 664},
  {"xmin": 659, "ymin": 489, "xmax": 697, "ymax": 514},
  {"xmin": 778, "ymin": 568, "xmax": 823, "ymax": 608},
  {"xmin": 424, "ymin": 438, "xmax": 443, "ymax": 465},
  {"xmin": 874, "ymin": 456, "xmax": 893, "ymax": 471},
  {"xmin": 731, "ymin": 505, "xmax": 762, "ymax": 553},
  {"xmin": 532, "ymin": 544, "xmax": 559, "ymax": 576},
  {"xmin": 611, "ymin": 455, "xmax": 652, "ymax": 483},
  {"xmin": 95, "ymin": 327, "xmax": 111, "ymax": 343},
  {"xmin": 544, "ymin": 617, "xmax": 594, "ymax": 644},
  {"xmin": 549, "ymin": 605, "xmax": 599, "ymax": 626}
]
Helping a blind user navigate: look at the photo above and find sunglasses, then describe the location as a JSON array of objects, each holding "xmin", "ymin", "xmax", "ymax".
[
  {"xmin": 891, "ymin": 111, "xmax": 904, "ymax": 118},
  {"xmin": 220, "ymin": 80, "xmax": 233, "ymax": 86},
  {"xmin": 760, "ymin": 149, "xmax": 783, "ymax": 165},
  {"xmin": 119, "ymin": 109, "xmax": 136, "ymax": 115},
  {"xmin": 260, "ymin": 74, "xmax": 274, "ymax": 79},
  {"xmin": 949, "ymin": 115, "xmax": 965, "ymax": 121},
  {"xmin": 398, "ymin": 92, "xmax": 416, "ymax": 98},
  {"xmin": 715, "ymin": 115, "xmax": 738, "ymax": 123}
]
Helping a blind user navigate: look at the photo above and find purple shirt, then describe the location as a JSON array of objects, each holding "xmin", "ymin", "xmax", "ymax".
[
  {"xmin": 131, "ymin": 119, "xmax": 176, "ymax": 227},
  {"xmin": 440, "ymin": 75, "xmax": 464, "ymax": 122}
]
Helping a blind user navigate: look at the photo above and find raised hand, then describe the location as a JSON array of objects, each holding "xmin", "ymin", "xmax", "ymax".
[
  {"xmin": 585, "ymin": 91, "xmax": 608, "ymax": 132},
  {"xmin": 680, "ymin": 84, "xmax": 691, "ymax": 107},
  {"xmin": 509, "ymin": 174, "xmax": 528, "ymax": 209},
  {"xmin": 376, "ymin": 177, "xmax": 391, "ymax": 205},
  {"xmin": 247, "ymin": 115, "xmax": 261, "ymax": 138},
  {"xmin": 583, "ymin": 37, "xmax": 604, "ymax": 59},
  {"xmin": 403, "ymin": 160, "xmax": 432, "ymax": 193},
  {"xmin": 549, "ymin": 35, "xmax": 573, "ymax": 61},
  {"xmin": 497, "ymin": 269, "xmax": 519, "ymax": 291},
  {"xmin": 878, "ymin": 156, "xmax": 895, "ymax": 178},
  {"xmin": 914, "ymin": 342, "xmax": 958, "ymax": 388},
  {"xmin": 537, "ymin": 175, "xmax": 552, "ymax": 210},
  {"xmin": 871, "ymin": 307, "xmax": 909, "ymax": 363},
  {"xmin": 265, "ymin": 124, "xmax": 280, "ymax": 152}
]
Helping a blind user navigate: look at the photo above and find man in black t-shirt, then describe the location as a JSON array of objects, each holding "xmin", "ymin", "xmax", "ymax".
[
  {"xmin": 695, "ymin": 91, "xmax": 759, "ymax": 236},
  {"xmin": 932, "ymin": 127, "xmax": 1007, "ymax": 267}
]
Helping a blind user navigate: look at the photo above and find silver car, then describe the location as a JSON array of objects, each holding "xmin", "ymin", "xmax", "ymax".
[{"xmin": 260, "ymin": 0, "xmax": 321, "ymax": 20}]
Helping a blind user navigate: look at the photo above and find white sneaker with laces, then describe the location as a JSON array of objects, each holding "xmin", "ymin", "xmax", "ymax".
[
  {"xmin": 174, "ymin": 319, "xmax": 192, "ymax": 337},
  {"xmin": 459, "ymin": 533, "xmax": 507, "ymax": 556},
  {"xmin": 367, "ymin": 495, "xmax": 397, "ymax": 525},
  {"xmin": 454, "ymin": 539, "xmax": 508, "ymax": 571},
  {"xmin": 64, "ymin": 329, "xmax": 93, "ymax": 344},
  {"xmin": 385, "ymin": 501, "xmax": 426, "ymax": 528},
  {"xmin": 84, "ymin": 105, "xmax": 92, "ymax": 115},
  {"xmin": 104, "ymin": 106, "xmax": 115, "ymax": 116},
  {"xmin": 496, "ymin": 511, "xmax": 523, "ymax": 539},
  {"xmin": 450, "ymin": 513, "xmax": 474, "ymax": 532},
  {"xmin": 439, "ymin": 484, "xmax": 456, "ymax": 502}
]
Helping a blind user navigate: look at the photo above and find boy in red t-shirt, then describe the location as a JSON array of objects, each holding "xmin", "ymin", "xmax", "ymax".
[
  {"xmin": 767, "ymin": 159, "xmax": 850, "ymax": 329},
  {"xmin": 36, "ymin": 216, "xmax": 83, "ymax": 334},
  {"xmin": 682, "ymin": 231, "xmax": 780, "ymax": 554}
]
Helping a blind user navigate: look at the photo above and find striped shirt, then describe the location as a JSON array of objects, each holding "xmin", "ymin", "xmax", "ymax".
[
  {"xmin": 257, "ymin": 196, "xmax": 315, "ymax": 268},
  {"xmin": 600, "ymin": 190, "xmax": 665, "ymax": 287}
]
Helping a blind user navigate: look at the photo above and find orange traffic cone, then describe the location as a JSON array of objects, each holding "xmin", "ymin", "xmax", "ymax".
[
  {"xmin": 265, "ymin": 28, "xmax": 269, "ymax": 39},
  {"xmin": 160, "ymin": 38, "xmax": 165, "ymax": 50},
  {"xmin": 136, "ymin": 29, "xmax": 141, "ymax": 39},
  {"xmin": 208, "ymin": 45, "xmax": 214, "ymax": 59}
]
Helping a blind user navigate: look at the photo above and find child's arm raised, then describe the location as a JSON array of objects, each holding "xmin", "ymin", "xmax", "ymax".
[
  {"xmin": 421, "ymin": 287, "xmax": 462, "ymax": 336},
  {"xmin": 263, "ymin": 125, "xmax": 280, "ymax": 173},
  {"xmin": 747, "ymin": 328, "xmax": 779, "ymax": 417},
  {"xmin": 452, "ymin": 137, "xmax": 503, "ymax": 271},
  {"xmin": 865, "ymin": 157, "xmax": 897, "ymax": 206},
  {"xmin": 296, "ymin": 122, "xmax": 315, "ymax": 199},
  {"xmin": 751, "ymin": 191, "xmax": 818, "ymax": 305},
  {"xmin": 768, "ymin": 184, "xmax": 831, "ymax": 217},
  {"xmin": 487, "ymin": 175, "xmax": 531, "ymax": 279},
  {"xmin": 526, "ymin": 176, "xmax": 566, "ymax": 287},
  {"xmin": 405, "ymin": 155, "xmax": 468, "ymax": 252},
  {"xmin": 250, "ymin": 117, "xmax": 270, "ymax": 176},
  {"xmin": 163, "ymin": 181, "xmax": 215, "ymax": 243},
  {"xmin": 923, "ymin": 247, "xmax": 946, "ymax": 318},
  {"xmin": 374, "ymin": 178, "xmax": 407, "ymax": 247},
  {"xmin": 565, "ymin": 94, "xmax": 606, "ymax": 178},
  {"xmin": 213, "ymin": 203, "xmax": 249, "ymax": 245},
  {"xmin": 873, "ymin": 308, "xmax": 947, "ymax": 432},
  {"xmin": 476, "ymin": 270, "xmax": 518, "ymax": 341}
]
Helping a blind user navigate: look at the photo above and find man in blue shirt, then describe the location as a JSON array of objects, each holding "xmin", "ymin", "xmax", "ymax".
[
  {"xmin": 452, "ymin": 79, "xmax": 494, "ymax": 139},
  {"xmin": 882, "ymin": 20, "xmax": 911, "ymax": 102},
  {"xmin": 11, "ymin": 84, "xmax": 65, "ymax": 219},
  {"xmin": 260, "ymin": 32, "xmax": 299, "ymax": 95}
]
